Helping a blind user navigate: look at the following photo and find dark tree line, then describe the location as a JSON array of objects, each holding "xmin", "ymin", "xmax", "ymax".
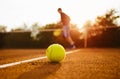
[{"xmin": 94, "ymin": 9, "xmax": 120, "ymax": 28}]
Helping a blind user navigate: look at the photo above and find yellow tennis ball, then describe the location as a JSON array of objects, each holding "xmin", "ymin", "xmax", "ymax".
[
  {"xmin": 53, "ymin": 29, "xmax": 62, "ymax": 37},
  {"xmin": 46, "ymin": 44, "xmax": 66, "ymax": 62}
]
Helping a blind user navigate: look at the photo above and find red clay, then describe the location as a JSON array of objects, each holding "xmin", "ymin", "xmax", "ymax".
[{"xmin": 0, "ymin": 48, "xmax": 120, "ymax": 79}]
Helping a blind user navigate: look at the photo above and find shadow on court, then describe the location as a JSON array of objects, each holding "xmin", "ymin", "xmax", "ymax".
[{"xmin": 18, "ymin": 62, "xmax": 61, "ymax": 79}]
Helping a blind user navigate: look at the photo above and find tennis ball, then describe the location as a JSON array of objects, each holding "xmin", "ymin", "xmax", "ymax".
[
  {"xmin": 46, "ymin": 44, "xmax": 66, "ymax": 62},
  {"xmin": 53, "ymin": 29, "xmax": 62, "ymax": 37}
]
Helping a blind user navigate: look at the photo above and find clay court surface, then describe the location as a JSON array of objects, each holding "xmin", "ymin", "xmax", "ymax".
[{"xmin": 0, "ymin": 48, "xmax": 120, "ymax": 79}]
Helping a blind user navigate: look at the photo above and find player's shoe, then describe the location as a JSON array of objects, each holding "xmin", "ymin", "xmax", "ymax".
[{"xmin": 70, "ymin": 45, "xmax": 76, "ymax": 49}]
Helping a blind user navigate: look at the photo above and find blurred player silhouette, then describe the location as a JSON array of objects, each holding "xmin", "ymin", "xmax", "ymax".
[{"xmin": 57, "ymin": 8, "xmax": 76, "ymax": 49}]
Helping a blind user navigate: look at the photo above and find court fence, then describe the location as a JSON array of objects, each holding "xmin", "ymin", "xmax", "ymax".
[{"xmin": 0, "ymin": 27, "xmax": 120, "ymax": 48}]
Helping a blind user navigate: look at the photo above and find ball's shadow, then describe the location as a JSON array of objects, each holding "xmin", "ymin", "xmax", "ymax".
[{"xmin": 18, "ymin": 62, "xmax": 61, "ymax": 79}]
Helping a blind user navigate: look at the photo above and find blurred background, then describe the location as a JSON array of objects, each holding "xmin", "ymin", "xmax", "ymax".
[{"xmin": 0, "ymin": 0, "xmax": 120, "ymax": 48}]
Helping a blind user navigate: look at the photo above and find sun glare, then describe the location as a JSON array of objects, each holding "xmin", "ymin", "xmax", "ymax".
[{"xmin": 0, "ymin": 0, "xmax": 120, "ymax": 31}]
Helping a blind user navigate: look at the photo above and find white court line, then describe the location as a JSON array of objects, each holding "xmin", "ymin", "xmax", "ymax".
[{"xmin": 0, "ymin": 49, "xmax": 80, "ymax": 69}]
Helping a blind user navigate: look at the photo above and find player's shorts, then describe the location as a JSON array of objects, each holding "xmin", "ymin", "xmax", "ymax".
[{"xmin": 62, "ymin": 26, "xmax": 70, "ymax": 38}]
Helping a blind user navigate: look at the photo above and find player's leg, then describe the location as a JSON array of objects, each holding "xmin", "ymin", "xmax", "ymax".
[
  {"xmin": 66, "ymin": 36, "xmax": 76, "ymax": 48},
  {"xmin": 62, "ymin": 26, "xmax": 76, "ymax": 49}
]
